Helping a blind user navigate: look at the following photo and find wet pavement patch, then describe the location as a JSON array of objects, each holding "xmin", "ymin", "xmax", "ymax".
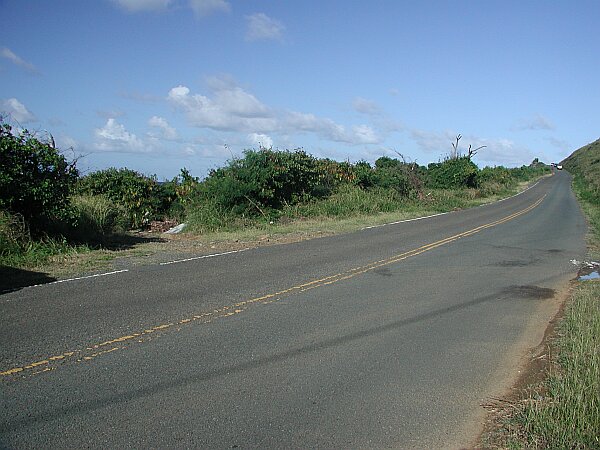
[
  {"xmin": 504, "ymin": 285, "xmax": 555, "ymax": 300},
  {"xmin": 373, "ymin": 267, "xmax": 394, "ymax": 277}
]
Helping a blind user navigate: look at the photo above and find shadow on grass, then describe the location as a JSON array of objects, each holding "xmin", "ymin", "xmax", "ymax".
[{"xmin": 0, "ymin": 266, "xmax": 57, "ymax": 294}]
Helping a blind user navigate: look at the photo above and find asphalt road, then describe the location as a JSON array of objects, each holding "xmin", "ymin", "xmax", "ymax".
[{"xmin": 0, "ymin": 171, "xmax": 587, "ymax": 448}]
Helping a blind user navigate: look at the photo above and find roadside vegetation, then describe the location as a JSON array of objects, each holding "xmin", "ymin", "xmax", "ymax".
[
  {"xmin": 1, "ymin": 120, "xmax": 549, "ymax": 273},
  {"xmin": 485, "ymin": 139, "xmax": 600, "ymax": 448}
]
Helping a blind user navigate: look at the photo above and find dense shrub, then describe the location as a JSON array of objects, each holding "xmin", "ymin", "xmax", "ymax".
[
  {"xmin": 198, "ymin": 149, "xmax": 335, "ymax": 215},
  {"xmin": 427, "ymin": 157, "xmax": 479, "ymax": 189},
  {"xmin": 76, "ymin": 168, "xmax": 173, "ymax": 228},
  {"xmin": 372, "ymin": 156, "xmax": 424, "ymax": 196},
  {"xmin": 0, "ymin": 123, "xmax": 78, "ymax": 232}
]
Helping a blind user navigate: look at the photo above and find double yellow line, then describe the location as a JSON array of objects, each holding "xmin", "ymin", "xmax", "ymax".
[{"xmin": 1, "ymin": 195, "xmax": 546, "ymax": 379}]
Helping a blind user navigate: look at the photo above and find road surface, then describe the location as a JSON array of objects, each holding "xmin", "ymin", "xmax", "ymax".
[{"xmin": 0, "ymin": 171, "xmax": 587, "ymax": 448}]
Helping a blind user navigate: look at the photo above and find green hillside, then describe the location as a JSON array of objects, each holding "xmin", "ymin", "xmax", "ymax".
[{"xmin": 562, "ymin": 138, "xmax": 600, "ymax": 196}]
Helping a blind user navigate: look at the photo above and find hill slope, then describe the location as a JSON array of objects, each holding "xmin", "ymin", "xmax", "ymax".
[{"xmin": 562, "ymin": 138, "xmax": 600, "ymax": 195}]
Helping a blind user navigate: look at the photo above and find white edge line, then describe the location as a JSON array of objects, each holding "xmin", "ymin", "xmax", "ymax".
[
  {"xmin": 26, "ymin": 269, "xmax": 129, "ymax": 289},
  {"xmin": 361, "ymin": 179, "xmax": 543, "ymax": 231},
  {"xmin": 362, "ymin": 212, "xmax": 449, "ymax": 230},
  {"xmin": 160, "ymin": 248, "xmax": 250, "ymax": 266}
]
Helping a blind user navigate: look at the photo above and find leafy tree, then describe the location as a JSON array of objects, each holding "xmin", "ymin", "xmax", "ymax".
[{"xmin": 0, "ymin": 122, "xmax": 78, "ymax": 232}]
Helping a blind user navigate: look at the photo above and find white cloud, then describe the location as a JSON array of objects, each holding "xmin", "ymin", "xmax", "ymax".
[
  {"xmin": 56, "ymin": 135, "xmax": 78, "ymax": 151},
  {"xmin": 0, "ymin": 47, "xmax": 38, "ymax": 73},
  {"xmin": 352, "ymin": 125, "xmax": 380, "ymax": 144},
  {"xmin": 94, "ymin": 118, "xmax": 146, "ymax": 152},
  {"xmin": 248, "ymin": 133, "xmax": 273, "ymax": 149},
  {"xmin": 514, "ymin": 114, "xmax": 556, "ymax": 131},
  {"xmin": 410, "ymin": 129, "xmax": 457, "ymax": 155},
  {"xmin": 1, "ymin": 98, "xmax": 36, "ymax": 123},
  {"xmin": 148, "ymin": 115, "xmax": 177, "ymax": 139},
  {"xmin": 245, "ymin": 13, "xmax": 285, "ymax": 42},
  {"xmin": 168, "ymin": 75, "xmax": 382, "ymax": 146},
  {"xmin": 474, "ymin": 138, "xmax": 537, "ymax": 166},
  {"xmin": 168, "ymin": 83, "xmax": 276, "ymax": 131},
  {"xmin": 111, "ymin": 0, "xmax": 172, "ymax": 12},
  {"xmin": 352, "ymin": 97, "xmax": 381, "ymax": 115},
  {"xmin": 410, "ymin": 128, "xmax": 536, "ymax": 166},
  {"xmin": 189, "ymin": 0, "xmax": 230, "ymax": 16}
]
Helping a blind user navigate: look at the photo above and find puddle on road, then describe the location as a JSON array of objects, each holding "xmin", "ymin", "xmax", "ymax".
[
  {"xmin": 578, "ymin": 269, "xmax": 600, "ymax": 281},
  {"xmin": 572, "ymin": 260, "xmax": 600, "ymax": 282}
]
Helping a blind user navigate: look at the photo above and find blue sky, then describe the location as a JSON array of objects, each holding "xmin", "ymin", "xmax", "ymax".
[{"xmin": 1, "ymin": 0, "xmax": 598, "ymax": 180}]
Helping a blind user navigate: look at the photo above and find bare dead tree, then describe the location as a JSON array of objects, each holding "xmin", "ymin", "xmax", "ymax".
[
  {"xmin": 450, "ymin": 134, "xmax": 486, "ymax": 160},
  {"xmin": 393, "ymin": 149, "xmax": 424, "ymax": 197},
  {"xmin": 467, "ymin": 143, "xmax": 486, "ymax": 159},
  {"xmin": 451, "ymin": 134, "xmax": 462, "ymax": 159}
]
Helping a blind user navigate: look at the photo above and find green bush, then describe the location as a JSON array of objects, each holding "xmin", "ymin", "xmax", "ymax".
[
  {"xmin": 198, "ymin": 149, "xmax": 336, "ymax": 216},
  {"xmin": 372, "ymin": 157, "xmax": 421, "ymax": 196},
  {"xmin": 427, "ymin": 157, "xmax": 479, "ymax": 189},
  {"xmin": 76, "ymin": 168, "xmax": 173, "ymax": 228},
  {"xmin": 0, "ymin": 122, "xmax": 78, "ymax": 233}
]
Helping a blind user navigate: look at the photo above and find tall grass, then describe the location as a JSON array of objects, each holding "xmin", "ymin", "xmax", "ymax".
[
  {"xmin": 282, "ymin": 185, "xmax": 404, "ymax": 218},
  {"xmin": 70, "ymin": 194, "xmax": 130, "ymax": 238},
  {"xmin": 512, "ymin": 283, "xmax": 600, "ymax": 448},
  {"xmin": 0, "ymin": 210, "xmax": 87, "ymax": 268}
]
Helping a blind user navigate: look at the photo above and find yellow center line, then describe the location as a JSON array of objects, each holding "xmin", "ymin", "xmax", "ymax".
[{"xmin": 0, "ymin": 194, "xmax": 546, "ymax": 379}]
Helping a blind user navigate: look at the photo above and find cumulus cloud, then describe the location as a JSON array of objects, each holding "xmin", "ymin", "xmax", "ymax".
[
  {"xmin": 111, "ymin": 0, "xmax": 172, "ymax": 12},
  {"xmin": 189, "ymin": 0, "xmax": 230, "ymax": 16},
  {"xmin": 1, "ymin": 98, "xmax": 36, "ymax": 123},
  {"xmin": 352, "ymin": 125, "xmax": 380, "ymax": 144},
  {"xmin": 514, "ymin": 114, "xmax": 556, "ymax": 131},
  {"xmin": 94, "ymin": 118, "xmax": 146, "ymax": 152},
  {"xmin": 352, "ymin": 97, "xmax": 381, "ymax": 115},
  {"xmin": 168, "ymin": 84, "xmax": 275, "ymax": 131},
  {"xmin": 168, "ymin": 76, "xmax": 382, "ymax": 146},
  {"xmin": 245, "ymin": 13, "xmax": 285, "ymax": 42},
  {"xmin": 148, "ymin": 115, "xmax": 177, "ymax": 139},
  {"xmin": 249, "ymin": 133, "xmax": 273, "ymax": 149},
  {"xmin": 1, "ymin": 47, "xmax": 38, "ymax": 73}
]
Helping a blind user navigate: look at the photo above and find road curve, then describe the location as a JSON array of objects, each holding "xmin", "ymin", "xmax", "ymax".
[{"xmin": 0, "ymin": 171, "xmax": 587, "ymax": 448}]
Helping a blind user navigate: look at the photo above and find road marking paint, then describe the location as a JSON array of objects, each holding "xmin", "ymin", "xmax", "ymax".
[
  {"xmin": 362, "ymin": 212, "xmax": 449, "ymax": 230},
  {"xmin": 0, "ymin": 195, "xmax": 546, "ymax": 379},
  {"xmin": 25, "ymin": 269, "xmax": 129, "ymax": 289},
  {"xmin": 159, "ymin": 248, "xmax": 249, "ymax": 266}
]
